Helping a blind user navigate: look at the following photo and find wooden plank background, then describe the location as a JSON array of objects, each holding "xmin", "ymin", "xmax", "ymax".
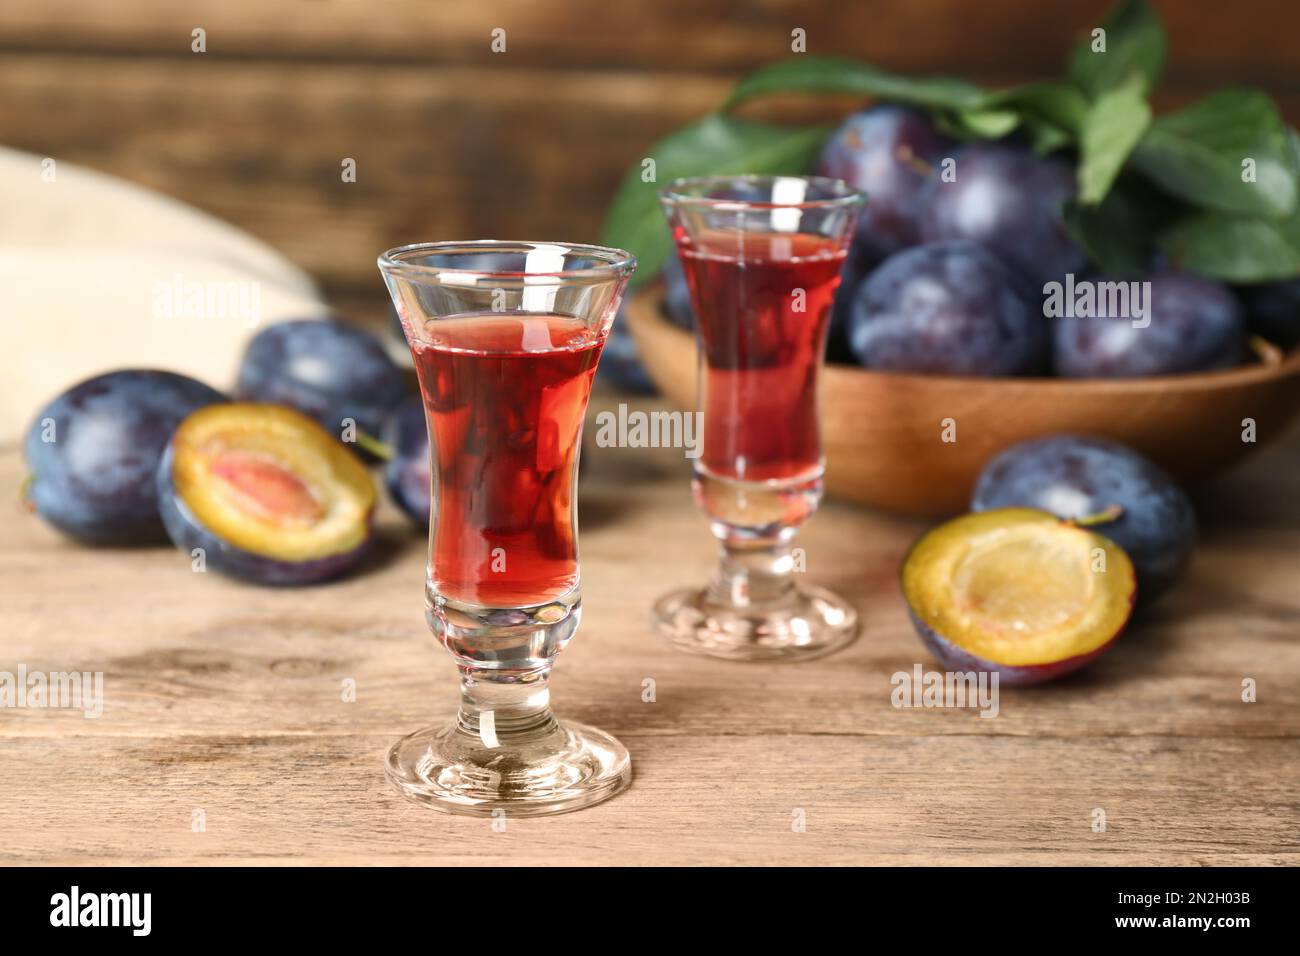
[{"xmin": 1, "ymin": 0, "xmax": 1297, "ymax": 320}]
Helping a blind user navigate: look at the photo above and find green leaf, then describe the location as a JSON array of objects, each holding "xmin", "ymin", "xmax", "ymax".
[
  {"xmin": 943, "ymin": 106, "xmax": 1021, "ymax": 140},
  {"xmin": 1131, "ymin": 88, "xmax": 1298, "ymax": 219},
  {"xmin": 1068, "ymin": 0, "xmax": 1166, "ymax": 98},
  {"xmin": 989, "ymin": 81, "xmax": 1090, "ymax": 137},
  {"xmin": 977, "ymin": 81, "xmax": 1089, "ymax": 155},
  {"xmin": 1022, "ymin": 118, "xmax": 1074, "ymax": 156},
  {"xmin": 598, "ymin": 115, "xmax": 830, "ymax": 284},
  {"xmin": 1157, "ymin": 209, "xmax": 1300, "ymax": 282},
  {"xmin": 722, "ymin": 56, "xmax": 986, "ymax": 113},
  {"xmin": 1062, "ymin": 184, "xmax": 1158, "ymax": 276},
  {"xmin": 1077, "ymin": 76, "xmax": 1152, "ymax": 203}
]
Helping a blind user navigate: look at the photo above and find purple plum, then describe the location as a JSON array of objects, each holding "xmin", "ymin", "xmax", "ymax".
[
  {"xmin": 24, "ymin": 370, "xmax": 226, "ymax": 544},
  {"xmin": 972, "ymin": 434, "xmax": 1196, "ymax": 599},
  {"xmin": 846, "ymin": 240, "xmax": 1047, "ymax": 375},
  {"xmin": 1054, "ymin": 273, "xmax": 1247, "ymax": 377},
  {"xmin": 384, "ymin": 395, "xmax": 431, "ymax": 526},
  {"xmin": 237, "ymin": 318, "xmax": 409, "ymax": 452},
  {"xmin": 816, "ymin": 105, "xmax": 954, "ymax": 261},
  {"xmin": 920, "ymin": 143, "xmax": 1086, "ymax": 287}
]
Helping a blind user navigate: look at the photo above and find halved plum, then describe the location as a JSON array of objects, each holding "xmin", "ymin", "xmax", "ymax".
[
  {"xmin": 901, "ymin": 508, "xmax": 1136, "ymax": 685},
  {"xmin": 157, "ymin": 403, "xmax": 376, "ymax": 585}
]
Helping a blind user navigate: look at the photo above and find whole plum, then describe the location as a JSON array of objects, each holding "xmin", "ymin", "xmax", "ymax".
[
  {"xmin": 384, "ymin": 395, "xmax": 431, "ymax": 526},
  {"xmin": 1240, "ymin": 277, "xmax": 1300, "ymax": 348},
  {"xmin": 661, "ymin": 248, "xmax": 696, "ymax": 330},
  {"xmin": 826, "ymin": 238, "xmax": 874, "ymax": 364},
  {"xmin": 1054, "ymin": 273, "xmax": 1247, "ymax": 377},
  {"xmin": 920, "ymin": 143, "xmax": 1086, "ymax": 287},
  {"xmin": 597, "ymin": 300, "xmax": 657, "ymax": 394},
  {"xmin": 237, "ymin": 318, "xmax": 408, "ymax": 449},
  {"xmin": 846, "ymin": 240, "xmax": 1047, "ymax": 375},
  {"xmin": 971, "ymin": 434, "xmax": 1196, "ymax": 599},
  {"xmin": 600, "ymin": 323, "xmax": 657, "ymax": 394},
  {"xmin": 24, "ymin": 370, "xmax": 226, "ymax": 545},
  {"xmin": 816, "ymin": 105, "xmax": 954, "ymax": 261}
]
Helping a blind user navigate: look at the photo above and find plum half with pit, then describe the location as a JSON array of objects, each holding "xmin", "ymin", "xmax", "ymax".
[
  {"xmin": 902, "ymin": 508, "xmax": 1136, "ymax": 685},
  {"xmin": 384, "ymin": 394, "xmax": 431, "ymax": 527},
  {"xmin": 972, "ymin": 434, "xmax": 1195, "ymax": 599},
  {"xmin": 846, "ymin": 240, "xmax": 1047, "ymax": 375},
  {"xmin": 237, "ymin": 318, "xmax": 408, "ymax": 455},
  {"xmin": 157, "ymin": 403, "xmax": 376, "ymax": 585},
  {"xmin": 919, "ymin": 142, "xmax": 1086, "ymax": 287},
  {"xmin": 1054, "ymin": 273, "xmax": 1247, "ymax": 377},
  {"xmin": 24, "ymin": 369, "xmax": 226, "ymax": 545},
  {"xmin": 815, "ymin": 105, "xmax": 954, "ymax": 262}
]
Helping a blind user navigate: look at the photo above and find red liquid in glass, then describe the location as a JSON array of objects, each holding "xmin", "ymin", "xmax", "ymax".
[
  {"xmin": 675, "ymin": 229, "xmax": 846, "ymax": 483},
  {"xmin": 410, "ymin": 312, "xmax": 602, "ymax": 607}
]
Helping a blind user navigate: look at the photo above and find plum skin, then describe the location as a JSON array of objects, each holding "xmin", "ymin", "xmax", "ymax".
[
  {"xmin": 1054, "ymin": 273, "xmax": 1247, "ymax": 377},
  {"xmin": 826, "ymin": 239, "xmax": 874, "ymax": 364},
  {"xmin": 24, "ymin": 370, "xmax": 226, "ymax": 545},
  {"xmin": 972, "ymin": 434, "xmax": 1195, "ymax": 599},
  {"xmin": 237, "ymin": 318, "xmax": 408, "ymax": 447},
  {"xmin": 847, "ymin": 240, "xmax": 1047, "ymax": 375},
  {"xmin": 156, "ymin": 443, "xmax": 371, "ymax": 586},
  {"xmin": 910, "ymin": 609, "xmax": 1123, "ymax": 686},
  {"xmin": 816, "ymin": 105, "xmax": 954, "ymax": 262},
  {"xmin": 920, "ymin": 142, "xmax": 1086, "ymax": 288},
  {"xmin": 661, "ymin": 248, "xmax": 696, "ymax": 330},
  {"xmin": 384, "ymin": 395, "xmax": 431, "ymax": 526},
  {"xmin": 1240, "ymin": 277, "xmax": 1300, "ymax": 348},
  {"xmin": 597, "ymin": 301, "xmax": 657, "ymax": 394}
]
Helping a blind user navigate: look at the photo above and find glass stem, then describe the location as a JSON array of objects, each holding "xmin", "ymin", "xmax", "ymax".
[
  {"xmin": 455, "ymin": 664, "xmax": 558, "ymax": 745},
  {"xmin": 708, "ymin": 534, "xmax": 798, "ymax": 608}
]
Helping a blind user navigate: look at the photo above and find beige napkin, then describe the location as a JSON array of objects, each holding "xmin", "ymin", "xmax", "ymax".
[{"xmin": 0, "ymin": 147, "xmax": 327, "ymax": 443}]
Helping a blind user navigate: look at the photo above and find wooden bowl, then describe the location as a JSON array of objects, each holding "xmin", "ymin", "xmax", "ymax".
[{"xmin": 624, "ymin": 286, "xmax": 1300, "ymax": 517}]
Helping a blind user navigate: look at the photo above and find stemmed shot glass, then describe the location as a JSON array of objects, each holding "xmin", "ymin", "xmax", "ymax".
[
  {"xmin": 379, "ymin": 241, "xmax": 635, "ymax": 815},
  {"xmin": 654, "ymin": 176, "xmax": 865, "ymax": 662}
]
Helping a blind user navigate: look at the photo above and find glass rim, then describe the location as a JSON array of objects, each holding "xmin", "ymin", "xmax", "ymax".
[
  {"xmin": 659, "ymin": 174, "xmax": 865, "ymax": 210},
  {"xmin": 377, "ymin": 240, "xmax": 637, "ymax": 283}
]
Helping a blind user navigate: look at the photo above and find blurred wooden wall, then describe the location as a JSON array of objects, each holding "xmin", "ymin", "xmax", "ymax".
[{"xmin": 1, "ymin": 0, "xmax": 1296, "ymax": 321}]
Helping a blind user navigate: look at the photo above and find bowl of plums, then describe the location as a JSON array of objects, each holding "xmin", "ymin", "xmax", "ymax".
[{"xmin": 609, "ymin": 25, "xmax": 1300, "ymax": 520}]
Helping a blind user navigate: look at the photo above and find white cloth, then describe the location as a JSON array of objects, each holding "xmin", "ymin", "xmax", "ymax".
[{"xmin": 0, "ymin": 147, "xmax": 327, "ymax": 442}]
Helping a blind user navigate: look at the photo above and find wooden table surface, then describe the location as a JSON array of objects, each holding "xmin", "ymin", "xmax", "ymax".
[{"xmin": 2, "ymin": 396, "xmax": 1299, "ymax": 866}]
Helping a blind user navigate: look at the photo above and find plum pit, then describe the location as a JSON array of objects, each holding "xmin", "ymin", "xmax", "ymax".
[{"xmin": 209, "ymin": 449, "xmax": 324, "ymax": 527}]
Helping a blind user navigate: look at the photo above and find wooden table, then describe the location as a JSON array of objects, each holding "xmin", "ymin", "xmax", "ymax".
[{"xmin": 3, "ymin": 399, "xmax": 1298, "ymax": 866}]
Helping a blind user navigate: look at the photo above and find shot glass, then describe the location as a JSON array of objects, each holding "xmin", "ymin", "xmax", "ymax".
[
  {"xmin": 653, "ymin": 176, "xmax": 865, "ymax": 662},
  {"xmin": 379, "ymin": 240, "xmax": 635, "ymax": 815}
]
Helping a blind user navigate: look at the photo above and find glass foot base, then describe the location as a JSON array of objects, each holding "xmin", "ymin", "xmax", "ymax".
[
  {"xmin": 385, "ymin": 718, "xmax": 631, "ymax": 817},
  {"xmin": 652, "ymin": 584, "xmax": 859, "ymax": 662}
]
